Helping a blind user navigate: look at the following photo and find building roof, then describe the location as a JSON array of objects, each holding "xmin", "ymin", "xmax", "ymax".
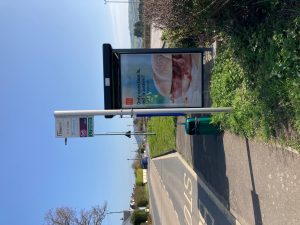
[{"xmin": 122, "ymin": 211, "xmax": 132, "ymax": 225}]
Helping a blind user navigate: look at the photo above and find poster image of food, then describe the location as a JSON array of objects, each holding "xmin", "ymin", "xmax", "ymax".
[{"xmin": 120, "ymin": 53, "xmax": 202, "ymax": 108}]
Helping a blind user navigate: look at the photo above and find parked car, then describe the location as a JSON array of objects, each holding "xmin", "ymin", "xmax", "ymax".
[{"xmin": 140, "ymin": 156, "xmax": 148, "ymax": 169}]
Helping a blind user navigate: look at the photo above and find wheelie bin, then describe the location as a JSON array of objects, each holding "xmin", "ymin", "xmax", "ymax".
[{"xmin": 185, "ymin": 117, "xmax": 221, "ymax": 135}]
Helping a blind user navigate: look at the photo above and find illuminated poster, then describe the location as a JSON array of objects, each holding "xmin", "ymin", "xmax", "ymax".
[{"xmin": 120, "ymin": 53, "xmax": 202, "ymax": 108}]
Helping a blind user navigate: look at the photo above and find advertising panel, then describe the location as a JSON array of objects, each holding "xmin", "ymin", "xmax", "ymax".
[{"xmin": 120, "ymin": 53, "xmax": 202, "ymax": 108}]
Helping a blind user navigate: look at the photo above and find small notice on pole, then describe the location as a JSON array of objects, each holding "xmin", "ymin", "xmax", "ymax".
[{"xmin": 55, "ymin": 116, "xmax": 94, "ymax": 138}]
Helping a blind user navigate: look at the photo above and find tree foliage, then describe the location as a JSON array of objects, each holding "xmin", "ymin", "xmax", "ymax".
[
  {"xmin": 131, "ymin": 210, "xmax": 148, "ymax": 225},
  {"xmin": 134, "ymin": 21, "xmax": 144, "ymax": 37},
  {"xmin": 44, "ymin": 203, "xmax": 107, "ymax": 225},
  {"xmin": 142, "ymin": 0, "xmax": 300, "ymax": 44}
]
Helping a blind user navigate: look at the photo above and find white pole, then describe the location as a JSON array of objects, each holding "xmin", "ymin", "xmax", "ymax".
[{"xmin": 54, "ymin": 107, "xmax": 233, "ymax": 117}]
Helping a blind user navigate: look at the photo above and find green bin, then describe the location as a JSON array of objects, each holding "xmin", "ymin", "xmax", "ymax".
[{"xmin": 185, "ymin": 117, "xmax": 221, "ymax": 135}]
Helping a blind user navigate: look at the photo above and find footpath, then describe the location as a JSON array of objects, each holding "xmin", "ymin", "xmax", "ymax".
[{"xmin": 151, "ymin": 27, "xmax": 300, "ymax": 225}]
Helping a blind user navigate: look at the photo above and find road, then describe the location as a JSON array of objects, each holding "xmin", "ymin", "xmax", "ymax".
[
  {"xmin": 148, "ymin": 157, "xmax": 180, "ymax": 225},
  {"xmin": 148, "ymin": 152, "xmax": 240, "ymax": 225}
]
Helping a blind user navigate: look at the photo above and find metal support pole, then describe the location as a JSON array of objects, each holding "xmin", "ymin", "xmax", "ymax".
[
  {"xmin": 104, "ymin": 0, "xmax": 139, "ymax": 4},
  {"xmin": 54, "ymin": 107, "xmax": 233, "ymax": 117},
  {"xmin": 93, "ymin": 132, "xmax": 155, "ymax": 136},
  {"xmin": 106, "ymin": 211, "xmax": 124, "ymax": 214}
]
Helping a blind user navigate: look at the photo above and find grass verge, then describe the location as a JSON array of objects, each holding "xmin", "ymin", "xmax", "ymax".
[
  {"xmin": 147, "ymin": 117, "xmax": 176, "ymax": 157},
  {"xmin": 131, "ymin": 157, "xmax": 151, "ymax": 224},
  {"xmin": 136, "ymin": 168, "xmax": 143, "ymax": 186}
]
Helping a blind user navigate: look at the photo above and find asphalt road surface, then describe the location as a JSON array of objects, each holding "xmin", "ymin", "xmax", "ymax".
[{"xmin": 149, "ymin": 152, "xmax": 240, "ymax": 225}]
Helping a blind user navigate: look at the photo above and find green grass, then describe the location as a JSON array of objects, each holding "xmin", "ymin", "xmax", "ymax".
[
  {"xmin": 132, "ymin": 151, "xmax": 151, "ymax": 224},
  {"xmin": 136, "ymin": 168, "xmax": 143, "ymax": 186},
  {"xmin": 147, "ymin": 117, "xmax": 176, "ymax": 157}
]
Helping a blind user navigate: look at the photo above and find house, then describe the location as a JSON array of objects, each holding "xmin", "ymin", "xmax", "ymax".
[{"xmin": 122, "ymin": 210, "xmax": 132, "ymax": 225}]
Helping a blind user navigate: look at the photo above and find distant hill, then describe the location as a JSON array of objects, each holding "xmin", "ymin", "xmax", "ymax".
[{"xmin": 128, "ymin": 1, "xmax": 143, "ymax": 48}]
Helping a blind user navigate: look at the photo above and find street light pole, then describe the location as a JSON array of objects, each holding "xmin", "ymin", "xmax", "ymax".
[
  {"xmin": 94, "ymin": 131, "xmax": 155, "ymax": 138},
  {"xmin": 63, "ymin": 131, "xmax": 155, "ymax": 145},
  {"xmin": 104, "ymin": 0, "xmax": 139, "ymax": 4},
  {"xmin": 106, "ymin": 211, "xmax": 125, "ymax": 214}
]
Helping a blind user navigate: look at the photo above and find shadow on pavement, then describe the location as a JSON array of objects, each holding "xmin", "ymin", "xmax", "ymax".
[
  {"xmin": 193, "ymin": 52, "xmax": 231, "ymax": 218},
  {"xmin": 245, "ymin": 138, "xmax": 263, "ymax": 225},
  {"xmin": 151, "ymin": 149, "xmax": 177, "ymax": 159},
  {"xmin": 186, "ymin": 46, "xmax": 264, "ymax": 224}
]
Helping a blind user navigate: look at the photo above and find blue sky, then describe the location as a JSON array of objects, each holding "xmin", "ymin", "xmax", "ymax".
[{"xmin": 0, "ymin": 0, "xmax": 136, "ymax": 224}]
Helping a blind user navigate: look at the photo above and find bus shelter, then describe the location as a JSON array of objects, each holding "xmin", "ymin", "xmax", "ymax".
[{"xmin": 102, "ymin": 44, "xmax": 211, "ymax": 118}]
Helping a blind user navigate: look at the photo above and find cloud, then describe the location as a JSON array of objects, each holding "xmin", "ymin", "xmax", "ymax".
[{"xmin": 108, "ymin": 3, "xmax": 130, "ymax": 48}]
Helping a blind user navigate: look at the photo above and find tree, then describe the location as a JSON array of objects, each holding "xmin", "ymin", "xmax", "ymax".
[
  {"xmin": 44, "ymin": 203, "xmax": 107, "ymax": 225},
  {"xmin": 134, "ymin": 21, "xmax": 144, "ymax": 37},
  {"xmin": 131, "ymin": 210, "xmax": 148, "ymax": 225}
]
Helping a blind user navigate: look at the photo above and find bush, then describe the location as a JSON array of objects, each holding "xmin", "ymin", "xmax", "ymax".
[
  {"xmin": 132, "ymin": 159, "xmax": 141, "ymax": 170},
  {"xmin": 134, "ymin": 186, "xmax": 148, "ymax": 207},
  {"xmin": 210, "ymin": 45, "xmax": 275, "ymax": 139},
  {"xmin": 137, "ymin": 199, "xmax": 148, "ymax": 208},
  {"xmin": 134, "ymin": 21, "xmax": 144, "ymax": 37},
  {"xmin": 161, "ymin": 29, "xmax": 197, "ymax": 48},
  {"xmin": 140, "ymin": 147, "xmax": 145, "ymax": 154},
  {"xmin": 131, "ymin": 210, "xmax": 148, "ymax": 225},
  {"xmin": 210, "ymin": 15, "xmax": 300, "ymax": 149},
  {"xmin": 144, "ymin": 0, "xmax": 300, "ymax": 48}
]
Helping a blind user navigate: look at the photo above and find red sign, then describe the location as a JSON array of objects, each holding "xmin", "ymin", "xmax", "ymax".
[
  {"xmin": 80, "ymin": 118, "xmax": 87, "ymax": 137},
  {"xmin": 126, "ymin": 98, "xmax": 133, "ymax": 105}
]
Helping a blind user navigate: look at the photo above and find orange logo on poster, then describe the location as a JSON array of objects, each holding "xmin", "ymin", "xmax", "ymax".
[{"xmin": 126, "ymin": 98, "xmax": 133, "ymax": 105}]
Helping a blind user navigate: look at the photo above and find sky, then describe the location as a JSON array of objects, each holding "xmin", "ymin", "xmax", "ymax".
[{"xmin": 0, "ymin": 0, "xmax": 136, "ymax": 224}]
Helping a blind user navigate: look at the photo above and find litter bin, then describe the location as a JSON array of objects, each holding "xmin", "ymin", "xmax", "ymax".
[{"xmin": 185, "ymin": 117, "xmax": 221, "ymax": 135}]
